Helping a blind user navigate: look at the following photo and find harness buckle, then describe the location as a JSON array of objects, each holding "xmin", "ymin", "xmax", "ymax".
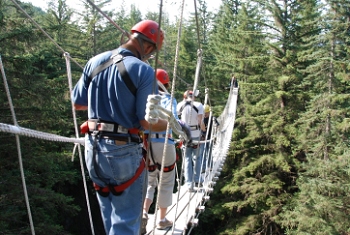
[
  {"xmin": 91, "ymin": 130, "xmax": 100, "ymax": 137},
  {"xmin": 112, "ymin": 54, "xmax": 123, "ymax": 64}
]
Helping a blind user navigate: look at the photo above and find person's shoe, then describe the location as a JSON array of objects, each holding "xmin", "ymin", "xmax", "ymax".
[
  {"xmin": 157, "ymin": 218, "xmax": 173, "ymax": 230},
  {"xmin": 187, "ymin": 187, "xmax": 195, "ymax": 193},
  {"xmin": 195, "ymin": 182, "xmax": 203, "ymax": 188},
  {"xmin": 141, "ymin": 213, "xmax": 148, "ymax": 234}
]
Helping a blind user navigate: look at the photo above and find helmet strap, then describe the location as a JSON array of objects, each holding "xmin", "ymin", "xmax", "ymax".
[
  {"xmin": 133, "ymin": 33, "xmax": 156, "ymax": 61},
  {"xmin": 157, "ymin": 80, "xmax": 169, "ymax": 94}
]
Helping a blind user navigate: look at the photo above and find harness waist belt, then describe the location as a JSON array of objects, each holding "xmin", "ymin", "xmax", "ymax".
[
  {"xmin": 187, "ymin": 143, "xmax": 199, "ymax": 149},
  {"xmin": 190, "ymin": 125, "xmax": 199, "ymax": 131},
  {"xmin": 88, "ymin": 120, "xmax": 139, "ymax": 134},
  {"xmin": 148, "ymin": 133, "xmax": 172, "ymax": 139},
  {"xmin": 100, "ymin": 133, "xmax": 142, "ymax": 143}
]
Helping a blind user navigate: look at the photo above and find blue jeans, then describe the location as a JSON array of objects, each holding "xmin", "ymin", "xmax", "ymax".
[
  {"xmin": 199, "ymin": 140, "xmax": 213, "ymax": 171},
  {"xmin": 85, "ymin": 135, "xmax": 146, "ymax": 235},
  {"xmin": 183, "ymin": 140, "xmax": 202, "ymax": 188}
]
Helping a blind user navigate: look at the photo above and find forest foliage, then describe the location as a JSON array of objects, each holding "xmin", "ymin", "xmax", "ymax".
[{"xmin": 0, "ymin": 0, "xmax": 349, "ymax": 234}]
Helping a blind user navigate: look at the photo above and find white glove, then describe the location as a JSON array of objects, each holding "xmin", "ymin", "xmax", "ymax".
[
  {"xmin": 158, "ymin": 106, "xmax": 171, "ymax": 120},
  {"xmin": 145, "ymin": 94, "xmax": 162, "ymax": 124}
]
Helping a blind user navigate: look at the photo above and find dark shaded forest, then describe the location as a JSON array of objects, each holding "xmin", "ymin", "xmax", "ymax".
[{"xmin": 0, "ymin": 0, "xmax": 349, "ymax": 234}]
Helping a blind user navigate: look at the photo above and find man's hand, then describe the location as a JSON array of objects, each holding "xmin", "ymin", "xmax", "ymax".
[{"xmin": 145, "ymin": 94, "xmax": 162, "ymax": 124}]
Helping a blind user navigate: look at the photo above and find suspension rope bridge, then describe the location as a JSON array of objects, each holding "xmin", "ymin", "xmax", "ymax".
[{"xmin": 1, "ymin": 0, "xmax": 239, "ymax": 234}]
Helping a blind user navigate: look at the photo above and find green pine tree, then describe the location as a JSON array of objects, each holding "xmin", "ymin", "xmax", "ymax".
[{"xmin": 279, "ymin": 0, "xmax": 350, "ymax": 233}]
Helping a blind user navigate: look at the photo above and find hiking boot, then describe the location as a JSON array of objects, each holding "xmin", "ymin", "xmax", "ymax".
[
  {"xmin": 157, "ymin": 218, "xmax": 173, "ymax": 230},
  {"xmin": 141, "ymin": 213, "xmax": 148, "ymax": 234}
]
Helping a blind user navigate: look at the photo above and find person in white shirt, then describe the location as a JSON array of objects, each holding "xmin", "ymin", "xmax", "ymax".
[{"xmin": 177, "ymin": 90, "xmax": 204, "ymax": 191}]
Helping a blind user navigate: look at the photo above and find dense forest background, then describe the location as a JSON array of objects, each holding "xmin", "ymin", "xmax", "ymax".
[{"xmin": 1, "ymin": 0, "xmax": 350, "ymax": 234}]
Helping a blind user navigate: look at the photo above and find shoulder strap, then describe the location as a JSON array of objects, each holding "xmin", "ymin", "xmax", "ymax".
[
  {"xmin": 179, "ymin": 101, "xmax": 198, "ymax": 114},
  {"xmin": 88, "ymin": 60, "xmax": 114, "ymax": 81},
  {"xmin": 179, "ymin": 104, "xmax": 185, "ymax": 114},
  {"xmin": 114, "ymin": 55, "xmax": 137, "ymax": 96},
  {"xmin": 186, "ymin": 101, "xmax": 198, "ymax": 113},
  {"xmin": 87, "ymin": 50, "xmax": 137, "ymax": 96},
  {"xmin": 192, "ymin": 104, "xmax": 198, "ymax": 113},
  {"xmin": 178, "ymin": 102, "xmax": 187, "ymax": 114}
]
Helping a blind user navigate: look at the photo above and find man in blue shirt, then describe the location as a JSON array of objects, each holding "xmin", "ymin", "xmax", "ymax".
[{"xmin": 71, "ymin": 20, "xmax": 167, "ymax": 235}]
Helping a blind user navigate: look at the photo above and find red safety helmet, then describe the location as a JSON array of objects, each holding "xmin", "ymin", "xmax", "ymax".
[
  {"xmin": 131, "ymin": 20, "xmax": 164, "ymax": 50},
  {"xmin": 183, "ymin": 90, "xmax": 193, "ymax": 98},
  {"xmin": 156, "ymin": 69, "xmax": 169, "ymax": 84}
]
